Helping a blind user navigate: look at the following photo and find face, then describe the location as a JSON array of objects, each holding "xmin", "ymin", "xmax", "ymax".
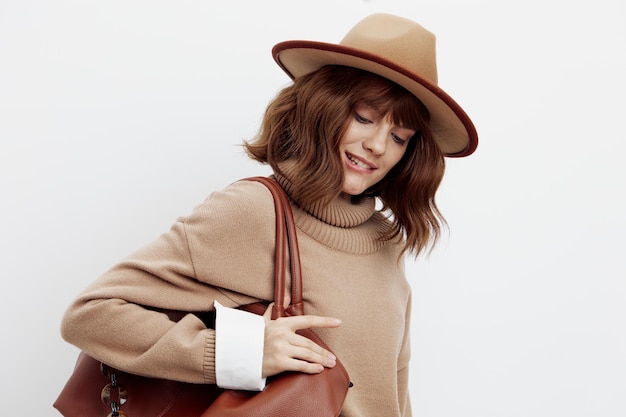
[{"xmin": 340, "ymin": 103, "xmax": 415, "ymax": 195}]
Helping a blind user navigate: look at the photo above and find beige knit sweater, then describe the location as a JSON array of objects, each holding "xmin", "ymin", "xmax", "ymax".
[{"xmin": 61, "ymin": 177, "xmax": 412, "ymax": 417}]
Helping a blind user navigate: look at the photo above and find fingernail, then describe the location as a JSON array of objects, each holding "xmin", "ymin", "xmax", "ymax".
[{"xmin": 328, "ymin": 354, "xmax": 336, "ymax": 366}]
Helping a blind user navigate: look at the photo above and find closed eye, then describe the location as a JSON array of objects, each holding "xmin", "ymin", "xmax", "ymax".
[
  {"xmin": 354, "ymin": 112, "xmax": 371, "ymax": 124},
  {"xmin": 391, "ymin": 133, "xmax": 407, "ymax": 145}
]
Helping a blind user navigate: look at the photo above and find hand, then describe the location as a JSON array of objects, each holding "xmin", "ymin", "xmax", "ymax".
[{"xmin": 261, "ymin": 303, "xmax": 341, "ymax": 378}]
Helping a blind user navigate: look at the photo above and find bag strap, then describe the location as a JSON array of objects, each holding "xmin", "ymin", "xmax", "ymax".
[{"xmin": 244, "ymin": 177, "xmax": 304, "ymax": 319}]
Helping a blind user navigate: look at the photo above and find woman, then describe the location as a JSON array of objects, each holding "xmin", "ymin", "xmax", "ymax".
[{"xmin": 60, "ymin": 13, "xmax": 478, "ymax": 416}]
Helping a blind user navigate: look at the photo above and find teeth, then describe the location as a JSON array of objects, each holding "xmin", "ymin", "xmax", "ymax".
[{"xmin": 348, "ymin": 155, "xmax": 372, "ymax": 169}]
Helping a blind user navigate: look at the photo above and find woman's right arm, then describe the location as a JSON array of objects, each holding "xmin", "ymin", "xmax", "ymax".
[{"xmin": 61, "ymin": 181, "xmax": 275, "ymax": 384}]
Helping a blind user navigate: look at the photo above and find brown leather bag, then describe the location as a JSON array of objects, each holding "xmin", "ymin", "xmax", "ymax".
[{"xmin": 53, "ymin": 176, "xmax": 351, "ymax": 417}]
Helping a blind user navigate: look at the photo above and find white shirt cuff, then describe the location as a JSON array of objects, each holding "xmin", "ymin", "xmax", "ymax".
[{"xmin": 214, "ymin": 301, "xmax": 267, "ymax": 391}]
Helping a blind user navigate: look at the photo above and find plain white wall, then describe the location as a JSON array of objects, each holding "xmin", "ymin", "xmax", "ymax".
[{"xmin": 1, "ymin": 1, "xmax": 625, "ymax": 416}]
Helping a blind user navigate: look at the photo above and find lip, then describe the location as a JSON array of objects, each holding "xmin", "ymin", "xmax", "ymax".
[{"xmin": 344, "ymin": 152, "xmax": 377, "ymax": 171}]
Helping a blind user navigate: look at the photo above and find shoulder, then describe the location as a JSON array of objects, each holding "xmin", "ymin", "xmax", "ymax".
[
  {"xmin": 184, "ymin": 179, "xmax": 276, "ymax": 228},
  {"xmin": 179, "ymin": 178, "xmax": 278, "ymax": 270}
]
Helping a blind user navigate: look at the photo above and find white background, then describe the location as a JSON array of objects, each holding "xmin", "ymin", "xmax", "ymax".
[{"xmin": 1, "ymin": 1, "xmax": 625, "ymax": 416}]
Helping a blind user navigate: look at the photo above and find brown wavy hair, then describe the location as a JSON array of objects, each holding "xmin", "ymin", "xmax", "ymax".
[{"xmin": 245, "ymin": 65, "xmax": 446, "ymax": 256}]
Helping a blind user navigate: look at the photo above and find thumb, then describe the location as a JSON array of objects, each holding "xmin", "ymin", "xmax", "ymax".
[
  {"xmin": 263, "ymin": 302, "xmax": 275, "ymax": 322},
  {"xmin": 283, "ymin": 294, "xmax": 291, "ymax": 308}
]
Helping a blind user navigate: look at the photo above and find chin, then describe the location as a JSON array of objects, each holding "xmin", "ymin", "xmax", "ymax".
[
  {"xmin": 342, "ymin": 184, "xmax": 368, "ymax": 196},
  {"xmin": 342, "ymin": 173, "xmax": 375, "ymax": 196}
]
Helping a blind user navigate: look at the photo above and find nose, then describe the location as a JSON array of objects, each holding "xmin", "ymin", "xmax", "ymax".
[{"xmin": 362, "ymin": 127, "xmax": 388, "ymax": 156}]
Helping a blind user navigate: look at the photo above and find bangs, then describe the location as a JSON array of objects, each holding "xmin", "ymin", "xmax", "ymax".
[{"xmin": 357, "ymin": 77, "xmax": 430, "ymax": 133}]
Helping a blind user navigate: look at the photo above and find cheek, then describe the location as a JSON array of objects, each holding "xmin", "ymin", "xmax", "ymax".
[
  {"xmin": 390, "ymin": 147, "xmax": 408, "ymax": 169},
  {"xmin": 341, "ymin": 123, "xmax": 364, "ymax": 146}
]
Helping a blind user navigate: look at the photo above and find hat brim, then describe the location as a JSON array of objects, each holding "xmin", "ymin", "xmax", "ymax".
[{"xmin": 273, "ymin": 40, "xmax": 478, "ymax": 157}]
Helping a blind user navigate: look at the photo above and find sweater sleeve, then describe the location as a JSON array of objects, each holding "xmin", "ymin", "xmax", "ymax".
[{"xmin": 60, "ymin": 180, "xmax": 277, "ymax": 384}]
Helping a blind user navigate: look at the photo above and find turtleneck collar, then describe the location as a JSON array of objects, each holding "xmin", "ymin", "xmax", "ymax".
[
  {"xmin": 271, "ymin": 163, "xmax": 398, "ymax": 254},
  {"xmin": 273, "ymin": 163, "xmax": 375, "ymax": 228}
]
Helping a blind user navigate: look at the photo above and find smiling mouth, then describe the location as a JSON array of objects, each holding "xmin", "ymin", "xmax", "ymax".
[{"xmin": 346, "ymin": 153, "xmax": 375, "ymax": 170}]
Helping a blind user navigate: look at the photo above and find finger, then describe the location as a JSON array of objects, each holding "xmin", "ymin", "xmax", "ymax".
[
  {"xmin": 266, "ymin": 324, "xmax": 336, "ymax": 364},
  {"xmin": 278, "ymin": 315, "xmax": 342, "ymax": 331},
  {"xmin": 287, "ymin": 343, "xmax": 337, "ymax": 369},
  {"xmin": 261, "ymin": 341, "xmax": 336, "ymax": 378},
  {"xmin": 287, "ymin": 331, "xmax": 329, "ymax": 352},
  {"xmin": 283, "ymin": 357, "xmax": 326, "ymax": 375},
  {"xmin": 280, "ymin": 332, "xmax": 337, "ymax": 369}
]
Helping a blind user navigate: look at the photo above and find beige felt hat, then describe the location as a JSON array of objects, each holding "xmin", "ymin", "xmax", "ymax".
[{"xmin": 272, "ymin": 13, "xmax": 478, "ymax": 157}]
